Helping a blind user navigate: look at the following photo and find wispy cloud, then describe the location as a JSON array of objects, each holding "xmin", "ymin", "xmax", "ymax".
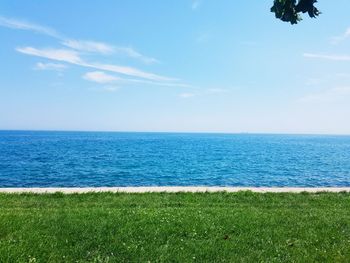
[
  {"xmin": 3, "ymin": 15, "xmax": 189, "ymax": 88},
  {"xmin": 1, "ymin": 15, "xmax": 158, "ymax": 64},
  {"xmin": 17, "ymin": 47, "xmax": 82, "ymax": 64},
  {"xmin": 303, "ymin": 53, "xmax": 350, "ymax": 61},
  {"xmin": 0, "ymin": 15, "xmax": 61, "ymax": 38},
  {"xmin": 299, "ymin": 87, "xmax": 350, "ymax": 103},
  {"xmin": 63, "ymin": 40, "xmax": 158, "ymax": 64},
  {"xmin": 61, "ymin": 39, "xmax": 158, "ymax": 64},
  {"xmin": 191, "ymin": 0, "xmax": 201, "ymax": 10},
  {"xmin": 83, "ymin": 71, "xmax": 120, "ymax": 84},
  {"xmin": 113, "ymin": 46, "xmax": 159, "ymax": 64},
  {"xmin": 62, "ymin": 40, "xmax": 114, "ymax": 54},
  {"xmin": 89, "ymin": 62, "xmax": 172, "ymax": 81},
  {"xmin": 331, "ymin": 28, "xmax": 350, "ymax": 44},
  {"xmin": 82, "ymin": 70, "xmax": 191, "ymax": 89},
  {"xmin": 16, "ymin": 46, "xmax": 172, "ymax": 81},
  {"xmin": 34, "ymin": 62, "xmax": 67, "ymax": 71}
]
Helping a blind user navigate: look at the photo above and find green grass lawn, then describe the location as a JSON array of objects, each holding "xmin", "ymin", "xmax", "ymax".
[{"xmin": 0, "ymin": 192, "xmax": 350, "ymax": 262}]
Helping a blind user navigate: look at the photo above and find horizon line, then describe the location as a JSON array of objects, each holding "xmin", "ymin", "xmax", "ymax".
[{"xmin": 0, "ymin": 129, "xmax": 350, "ymax": 137}]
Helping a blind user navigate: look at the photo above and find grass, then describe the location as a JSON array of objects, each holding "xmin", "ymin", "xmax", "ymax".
[{"xmin": 0, "ymin": 192, "xmax": 350, "ymax": 262}]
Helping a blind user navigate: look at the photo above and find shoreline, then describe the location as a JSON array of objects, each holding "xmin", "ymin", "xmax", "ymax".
[{"xmin": 0, "ymin": 187, "xmax": 350, "ymax": 193}]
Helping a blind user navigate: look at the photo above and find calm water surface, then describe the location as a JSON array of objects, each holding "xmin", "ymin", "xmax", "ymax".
[{"xmin": 0, "ymin": 131, "xmax": 350, "ymax": 187}]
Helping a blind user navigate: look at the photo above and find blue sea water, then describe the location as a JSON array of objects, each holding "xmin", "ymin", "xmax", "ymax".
[{"xmin": 0, "ymin": 131, "xmax": 350, "ymax": 187}]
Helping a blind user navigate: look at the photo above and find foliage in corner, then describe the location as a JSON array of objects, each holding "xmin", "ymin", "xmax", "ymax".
[{"xmin": 271, "ymin": 0, "xmax": 321, "ymax": 24}]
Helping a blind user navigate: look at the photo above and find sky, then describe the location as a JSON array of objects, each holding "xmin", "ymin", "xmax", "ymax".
[{"xmin": 1, "ymin": 0, "xmax": 350, "ymax": 134}]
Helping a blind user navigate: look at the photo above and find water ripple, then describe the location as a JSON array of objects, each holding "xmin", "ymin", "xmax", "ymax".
[{"xmin": 0, "ymin": 131, "xmax": 350, "ymax": 187}]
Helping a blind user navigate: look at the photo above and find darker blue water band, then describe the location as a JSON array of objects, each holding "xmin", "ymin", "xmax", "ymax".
[{"xmin": 0, "ymin": 131, "xmax": 350, "ymax": 187}]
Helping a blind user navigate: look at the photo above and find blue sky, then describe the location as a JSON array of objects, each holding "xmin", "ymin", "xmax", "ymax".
[{"xmin": 1, "ymin": 0, "xmax": 350, "ymax": 134}]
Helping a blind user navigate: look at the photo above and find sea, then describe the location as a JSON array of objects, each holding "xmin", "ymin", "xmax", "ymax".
[{"xmin": 0, "ymin": 130, "xmax": 350, "ymax": 187}]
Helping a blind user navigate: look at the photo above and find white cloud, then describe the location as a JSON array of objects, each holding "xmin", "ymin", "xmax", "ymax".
[
  {"xmin": 303, "ymin": 53, "xmax": 350, "ymax": 61},
  {"xmin": 88, "ymin": 62, "xmax": 173, "ymax": 82},
  {"xmin": 62, "ymin": 40, "xmax": 114, "ymax": 54},
  {"xmin": 1, "ymin": 16, "xmax": 159, "ymax": 64},
  {"xmin": 34, "ymin": 62, "xmax": 67, "ymax": 71},
  {"xmin": 0, "ymin": 15, "xmax": 61, "ymax": 38},
  {"xmin": 17, "ymin": 47, "xmax": 82, "ymax": 64},
  {"xmin": 5, "ymin": 15, "xmax": 188, "ymax": 87},
  {"xmin": 83, "ymin": 71, "xmax": 192, "ymax": 89},
  {"xmin": 113, "ymin": 46, "xmax": 159, "ymax": 64},
  {"xmin": 83, "ymin": 71, "xmax": 120, "ymax": 84},
  {"xmin": 191, "ymin": 0, "xmax": 201, "ymax": 10},
  {"xmin": 179, "ymin": 93, "xmax": 195, "ymax": 98},
  {"xmin": 16, "ymin": 46, "xmax": 172, "ymax": 81},
  {"xmin": 62, "ymin": 40, "xmax": 158, "ymax": 64},
  {"xmin": 331, "ymin": 28, "xmax": 350, "ymax": 44},
  {"xmin": 299, "ymin": 87, "xmax": 350, "ymax": 103},
  {"xmin": 63, "ymin": 40, "xmax": 159, "ymax": 64}
]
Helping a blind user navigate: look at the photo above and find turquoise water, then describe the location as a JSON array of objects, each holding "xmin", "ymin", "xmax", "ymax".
[{"xmin": 0, "ymin": 131, "xmax": 350, "ymax": 187}]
